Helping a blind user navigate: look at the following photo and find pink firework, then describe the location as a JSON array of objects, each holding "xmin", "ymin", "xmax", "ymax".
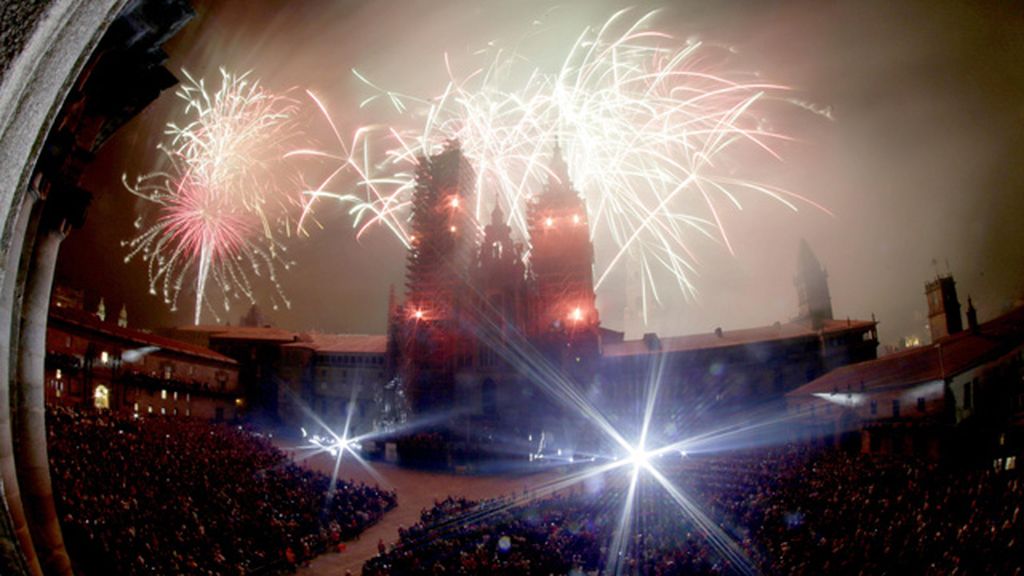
[{"xmin": 123, "ymin": 69, "xmax": 301, "ymax": 324}]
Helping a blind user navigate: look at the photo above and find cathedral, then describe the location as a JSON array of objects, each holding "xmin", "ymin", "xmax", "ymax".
[
  {"xmin": 387, "ymin": 140, "xmax": 879, "ymax": 438},
  {"xmin": 388, "ymin": 140, "xmax": 601, "ymax": 431}
]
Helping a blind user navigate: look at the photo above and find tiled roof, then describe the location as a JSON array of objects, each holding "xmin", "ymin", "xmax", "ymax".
[
  {"xmin": 49, "ymin": 307, "xmax": 237, "ymax": 365},
  {"xmin": 172, "ymin": 325, "xmax": 298, "ymax": 342},
  {"xmin": 788, "ymin": 306, "xmax": 1024, "ymax": 397},
  {"xmin": 284, "ymin": 332, "xmax": 387, "ymax": 354},
  {"xmin": 602, "ymin": 318, "xmax": 876, "ymax": 358}
]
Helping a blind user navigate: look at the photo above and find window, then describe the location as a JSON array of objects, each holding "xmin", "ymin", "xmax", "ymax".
[
  {"xmin": 133, "ymin": 402, "xmax": 139, "ymax": 412},
  {"xmin": 93, "ymin": 385, "xmax": 109, "ymax": 410},
  {"xmin": 147, "ymin": 405, "xmax": 153, "ymax": 414},
  {"xmin": 100, "ymin": 351, "xmax": 109, "ymax": 364},
  {"xmin": 160, "ymin": 407, "xmax": 166, "ymax": 415},
  {"xmin": 917, "ymin": 397, "xmax": 925, "ymax": 412},
  {"xmin": 892, "ymin": 399, "xmax": 900, "ymax": 418},
  {"xmin": 870, "ymin": 401, "xmax": 877, "ymax": 416},
  {"xmin": 173, "ymin": 391, "xmax": 178, "ymax": 401},
  {"xmin": 161, "ymin": 389, "xmax": 167, "ymax": 400}
]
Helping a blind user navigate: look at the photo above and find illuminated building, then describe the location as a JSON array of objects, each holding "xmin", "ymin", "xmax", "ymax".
[
  {"xmin": 277, "ymin": 333, "xmax": 388, "ymax": 435},
  {"xmin": 390, "ymin": 142, "xmax": 878, "ymax": 437},
  {"xmin": 389, "ymin": 141, "xmax": 602, "ymax": 430},
  {"xmin": 45, "ymin": 306, "xmax": 240, "ymax": 421},
  {"xmin": 788, "ymin": 279, "xmax": 1024, "ymax": 463}
]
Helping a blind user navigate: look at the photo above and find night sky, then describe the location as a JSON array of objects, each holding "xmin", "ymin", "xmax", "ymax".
[{"xmin": 57, "ymin": 0, "xmax": 1024, "ymax": 348}]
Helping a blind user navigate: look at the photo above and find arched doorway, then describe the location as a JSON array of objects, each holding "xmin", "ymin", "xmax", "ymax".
[{"xmin": 92, "ymin": 385, "xmax": 110, "ymax": 410}]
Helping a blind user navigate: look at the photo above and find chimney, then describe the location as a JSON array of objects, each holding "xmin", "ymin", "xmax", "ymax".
[
  {"xmin": 966, "ymin": 296, "xmax": 979, "ymax": 333},
  {"xmin": 642, "ymin": 332, "xmax": 661, "ymax": 351}
]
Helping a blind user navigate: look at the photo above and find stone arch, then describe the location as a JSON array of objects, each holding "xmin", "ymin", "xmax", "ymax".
[{"xmin": 0, "ymin": 2, "xmax": 135, "ymax": 574}]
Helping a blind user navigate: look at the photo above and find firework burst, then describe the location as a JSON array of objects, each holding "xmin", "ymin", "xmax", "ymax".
[
  {"xmin": 124, "ymin": 69, "xmax": 301, "ymax": 324},
  {"xmin": 295, "ymin": 9, "xmax": 830, "ymax": 323}
]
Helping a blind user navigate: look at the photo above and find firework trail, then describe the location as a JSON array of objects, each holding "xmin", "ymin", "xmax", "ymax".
[
  {"xmin": 123, "ymin": 69, "xmax": 301, "ymax": 324},
  {"xmin": 295, "ymin": 9, "xmax": 831, "ymax": 324}
]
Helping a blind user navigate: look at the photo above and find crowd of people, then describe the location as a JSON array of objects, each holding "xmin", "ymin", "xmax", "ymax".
[
  {"xmin": 48, "ymin": 406, "xmax": 396, "ymax": 575},
  {"xmin": 365, "ymin": 446, "xmax": 1023, "ymax": 575}
]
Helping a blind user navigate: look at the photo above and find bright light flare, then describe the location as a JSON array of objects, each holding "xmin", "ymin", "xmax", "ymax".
[{"xmin": 625, "ymin": 446, "xmax": 651, "ymax": 471}]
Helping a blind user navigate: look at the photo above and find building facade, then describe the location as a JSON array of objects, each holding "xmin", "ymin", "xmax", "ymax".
[
  {"xmin": 277, "ymin": 333, "xmax": 389, "ymax": 436},
  {"xmin": 46, "ymin": 307, "xmax": 241, "ymax": 421},
  {"xmin": 386, "ymin": 142, "xmax": 878, "ymax": 443},
  {"xmin": 787, "ymin": 283, "xmax": 1024, "ymax": 463}
]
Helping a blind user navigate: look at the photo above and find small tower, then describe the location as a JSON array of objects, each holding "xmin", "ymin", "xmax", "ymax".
[
  {"xmin": 926, "ymin": 274, "xmax": 962, "ymax": 341},
  {"xmin": 966, "ymin": 295, "xmax": 979, "ymax": 332},
  {"xmin": 794, "ymin": 240, "xmax": 833, "ymax": 329},
  {"xmin": 240, "ymin": 304, "xmax": 267, "ymax": 327}
]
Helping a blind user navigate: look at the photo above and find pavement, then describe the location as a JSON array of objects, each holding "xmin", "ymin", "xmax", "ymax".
[{"xmin": 286, "ymin": 446, "xmax": 563, "ymax": 575}]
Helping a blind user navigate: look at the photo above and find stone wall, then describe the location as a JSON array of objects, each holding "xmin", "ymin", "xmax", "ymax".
[{"xmin": 0, "ymin": 1, "xmax": 55, "ymax": 81}]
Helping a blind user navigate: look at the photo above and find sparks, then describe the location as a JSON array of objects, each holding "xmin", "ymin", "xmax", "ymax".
[
  {"xmin": 123, "ymin": 69, "xmax": 303, "ymax": 324},
  {"xmin": 295, "ymin": 10, "xmax": 830, "ymax": 324}
]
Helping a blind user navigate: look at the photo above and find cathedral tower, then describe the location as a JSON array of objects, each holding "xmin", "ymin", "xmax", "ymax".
[
  {"xmin": 795, "ymin": 239, "xmax": 833, "ymax": 329},
  {"xmin": 925, "ymin": 274, "xmax": 962, "ymax": 342},
  {"xmin": 400, "ymin": 141, "xmax": 478, "ymax": 411},
  {"xmin": 527, "ymin": 143, "xmax": 600, "ymax": 378}
]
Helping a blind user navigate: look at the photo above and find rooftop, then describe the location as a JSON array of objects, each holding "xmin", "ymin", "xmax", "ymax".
[
  {"xmin": 50, "ymin": 307, "xmax": 237, "ymax": 365},
  {"xmin": 285, "ymin": 332, "xmax": 387, "ymax": 354},
  {"xmin": 602, "ymin": 318, "xmax": 876, "ymax": 358},
  {"xmin": 788, "ymin": 305, "xmax": 1024, "ymax": 396},
  {"xmin": 171, "ymin": 324, "xmax": 299, "ymax": 343}
]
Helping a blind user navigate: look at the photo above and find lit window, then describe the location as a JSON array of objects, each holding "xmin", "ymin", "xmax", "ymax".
[
  {"xmin": 56, "ymin": 369, "xmax": 62, "ymax": 380},
  {"xmin": 133, "ymin": 402, "xmax": 139, "ymax": 412},
  {"xmin": 161, "ymin": 389, "xmax": 167, "ymax": 400},
  {"xmin": 186, "ymin": 393, "xmax": 190, "ymax": 403},
  {"xmin": 173, "ymin": 391, "xmax": 178, "ymax": 401},
  {"xmin": 93, "ymin": 385, "xmax": 109, "ymax": 410},
  {"xmin": 100, "ymin": 351, "xmax": 109, "ymax": 364},
  {"xmin": 147, "ymin": 406, "xmax": 153, "ymax": 414},
  {"xmin": 160, "ymin": 407, "xmax": 166, "ymax": 415}
]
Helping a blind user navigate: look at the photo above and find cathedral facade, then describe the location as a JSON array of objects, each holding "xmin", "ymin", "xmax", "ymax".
[
  {"xmin": 388, "ymin": 141, "xmax": 600, "ymax": 431},
  {"xmin": 387, "ymin": 141, "xmax": 879, "ymax": 440}
]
